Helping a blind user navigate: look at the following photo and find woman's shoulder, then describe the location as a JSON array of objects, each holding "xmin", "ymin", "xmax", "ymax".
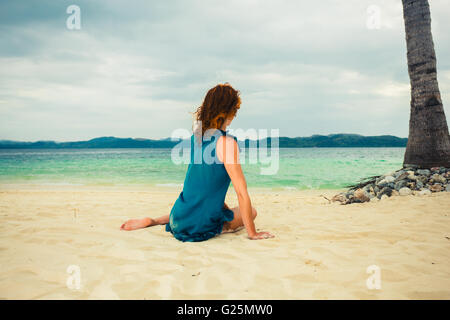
[
  {"xmin": 216, "ymin": 132, "xmax": 240, "ymax": 164},
  {"xmin": 216, "ymin": 132, "xmax": 240, "ymax": 156}
]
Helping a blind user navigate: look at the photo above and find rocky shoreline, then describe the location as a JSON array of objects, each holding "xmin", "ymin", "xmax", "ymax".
[{"xmin": 332, "ymin": 166, "xmax": 450, "ymax": 204}]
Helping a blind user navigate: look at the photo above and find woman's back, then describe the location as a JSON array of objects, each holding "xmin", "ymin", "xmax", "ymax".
[
  {"xmin": 121, "ymin": 83, "xmax": 273, "ymax": 240},
  {"xmin": 165, "ymin": 128, "xmax": 236, "ymax": 242}
]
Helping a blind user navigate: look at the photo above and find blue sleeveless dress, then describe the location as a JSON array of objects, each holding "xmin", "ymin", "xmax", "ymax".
[{"xmin": 165, "ymin": 129, "xmax": 237, "ymax": 242}]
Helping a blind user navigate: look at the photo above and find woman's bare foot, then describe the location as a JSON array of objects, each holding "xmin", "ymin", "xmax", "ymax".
[{"xmin": 120, "ymin": 217, "xmax": 154, "ymax": 231}]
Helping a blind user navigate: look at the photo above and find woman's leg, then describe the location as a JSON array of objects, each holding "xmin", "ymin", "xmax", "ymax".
[
  {"xmin": 120, "ymin": 214, "xmax": 169, "ymax": 231},
  {"xmin": 222, "ymin": 206, "xmax": 257, "ymax": 233}
]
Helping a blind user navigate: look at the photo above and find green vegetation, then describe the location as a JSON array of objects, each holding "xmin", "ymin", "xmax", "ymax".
[{"xmin": 0, "ymin": 134, "xmax": 407, "ymax": 149}]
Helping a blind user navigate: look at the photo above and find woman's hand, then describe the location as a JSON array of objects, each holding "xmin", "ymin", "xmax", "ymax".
[{"xmin": 248, "ymin": 231, "xmax": 275, "ymax": 240}]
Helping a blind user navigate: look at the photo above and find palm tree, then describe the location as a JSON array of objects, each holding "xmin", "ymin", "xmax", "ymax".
[{"xmin": 402, "ymin": 0, "xmax": 450, "ymax": 168}]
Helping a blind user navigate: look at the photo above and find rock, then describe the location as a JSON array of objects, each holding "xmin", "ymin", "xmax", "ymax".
[
  {"xmin": 377, "ymin": 175, "xmax": 395, "ymax": 187},
  {"xmin": 395, "ymin": 172, "xmax": 409, "ymax": 182},
  {"xmin": 416, "ymin": 180, "xmax": 424, "ymax": 190},
  {"xmin": 332, "ymin": 193, "xmax": 347, "ymax": 203},
  {"xmin": 394, "ymin": 180, "xmax": 407, "ymax": 191},
  {"xmin": 345, "ymin": 190, "xmax": 354, "ymax": 199},
  {"xmin": 406, "ymin": 182, "xmax": 415, "ymax": 189},
  {"xmin": 417, "ymin": 169, "xmax": 431, "ymax": 176},
  {"xmin": 430, "ymin": 184, "xmax": 443, "ymax": 192},
  {"xmin": 362, "ymin": 183, "xmax": 374, "ymax": 192},
  {"xmin": 393, "ymin": 170, "xmax": 405, "ymax": 178},
  {"xmin": 407, "ymin": 173, "xmax": 417, "ymax": 180},
  {"xmin": 418, "ymin": 189, "xmax": 432, "ymax": 196},
  {"xmin": 378, "ymin": 187, "xmax": 393, "ymax": 199},
  {"xmin": 338, "ymin": 165, "xmax": 450, "ymax": 204},
  {"xmin": 417, "ymin": 175, "xmax": 428, "ymax": 184},
  {"xmin": 354, "ymin": 188, "xmax": 370, "ymax": 203},
  {"xmin": 336, "ymin": 167, "xmax": 449, "ymax": 204},
  {"xmin": 399, "ymin": 187, "xmax": 412, "ymax": 196},
  {"xmin": 430, "ymin": 173, "xmax": 446, "ymax": 184}
]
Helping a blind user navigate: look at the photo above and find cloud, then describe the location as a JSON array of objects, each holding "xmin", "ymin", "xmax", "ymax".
[{"xmin": 0, "ymin": 0, "xmax": 449, "ymax": 141}]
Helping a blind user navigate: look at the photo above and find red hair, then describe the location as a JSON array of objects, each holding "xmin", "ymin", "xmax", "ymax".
[{"xmin": 194, "ymin": 83, "xmax": 241, "ymax": 137}]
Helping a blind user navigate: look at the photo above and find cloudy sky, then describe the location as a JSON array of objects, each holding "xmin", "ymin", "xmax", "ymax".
[{"xmin": 1, "ymin": 0, "xmax": 450, "ymax": 142}]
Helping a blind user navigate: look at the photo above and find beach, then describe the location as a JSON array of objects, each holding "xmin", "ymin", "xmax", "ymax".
[{"xmin": 1, "ymin": 185, "xmax": 449, "ymax": 299}]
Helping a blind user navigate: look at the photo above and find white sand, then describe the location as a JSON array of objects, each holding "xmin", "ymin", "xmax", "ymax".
[{"xmin": 0, "ymin": 185, "xmax": 449, "ymax": 299}]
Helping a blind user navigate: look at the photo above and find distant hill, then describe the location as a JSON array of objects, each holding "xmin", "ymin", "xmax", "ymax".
[
  {"xmin": 0, "ymin": 134, "xmax": 407, "ymax": 149},
  {"xmin": 0, "ymin": 136, "xmax": 179, "ymax": 149},
  {"xmin": 268, "ymin": 134, "xmax": 407, "ymax": 148}
]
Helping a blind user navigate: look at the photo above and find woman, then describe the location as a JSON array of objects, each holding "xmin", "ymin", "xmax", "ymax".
[{"xmin": 120, "ymin": 83, "xmax": 274, "ymax": 241}]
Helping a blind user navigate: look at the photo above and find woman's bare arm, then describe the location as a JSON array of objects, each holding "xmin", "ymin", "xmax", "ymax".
[{"xmin": 217, "ymin": 135, "xmax": 274, "ymax": 240}]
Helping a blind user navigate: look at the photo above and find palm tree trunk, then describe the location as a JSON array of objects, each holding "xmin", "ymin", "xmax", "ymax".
[{"xmin": 402, "ymin": 0, "xmax": 450, "ymax": 168}]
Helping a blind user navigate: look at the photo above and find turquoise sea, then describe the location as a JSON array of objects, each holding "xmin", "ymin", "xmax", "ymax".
[{"xmin": 0, "ymin": 148, "xmax": 405, "ymax": 190}]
